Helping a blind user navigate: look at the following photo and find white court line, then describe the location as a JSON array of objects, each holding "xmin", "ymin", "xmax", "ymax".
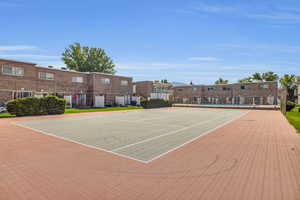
[
  {"xmin": 12, "ymin": 122, "xmax": 149, "ymax": 164},
  {"xmin": 144, "ymin": 111, "xmax": 250, "ymax": 163},
  {"xmin": 12, "ymin": 110, "xmax": 249, "ymax": 164},
  {"xmin": 111, "ymin": 111, "xmax": 243, "ymax": 152}
]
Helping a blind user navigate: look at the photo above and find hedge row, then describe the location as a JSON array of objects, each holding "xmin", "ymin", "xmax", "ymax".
[
  {"xmin": 6, "ymin": 96, "xmax": 66, "ymax": 116},
  {"xmin": 140, "ymin": 99, "xmax": 172, "ymax": 109},
  {"xmin": 286, "ymin": 101, "xmax": 297, "ymax": 112}
]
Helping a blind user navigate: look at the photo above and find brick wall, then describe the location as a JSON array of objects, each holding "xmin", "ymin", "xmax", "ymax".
[
  {"xmin": 0, "ymin": 59, "xmax": 133, "ymax": 106},
  {"xmin": 173, "ymin": 82, "xmax": 278, "ymax": 105},
  {"xmin": 133, "ymin": 81, "xmax": 153, "ymax": 98},
  {"xmin": 92, "ymin": 73, "xmax": 132, "ymax": 106}
]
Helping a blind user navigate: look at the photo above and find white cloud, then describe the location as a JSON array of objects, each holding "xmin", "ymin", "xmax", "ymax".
[
  {"xmin": 193, "ymin": 4, "xmax": 237, "ymax": 14},
  {"xmin": 216, "ymin": 43, "xmax": 300, "ymax": 53},
  {"xmin": 248, "ymin": 13, "xmax": 300, "ymax": 22},
  {"xmin": 184, "ymin": 3, "xmax": 300, "ymax": 24},
  {"xmin": 0, "ymin": 45, "xmax": 37, "ymax": 51},
  {"xmin": 188, "ymin": 57, "xmax": 219, "ymax": 61}
]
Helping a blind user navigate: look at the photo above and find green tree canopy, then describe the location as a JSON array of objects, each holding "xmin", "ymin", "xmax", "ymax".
[
  {"xmin": 238, "ymin": 77, "xmax": 253, "ymax": 83},
  {"xmin": 62, "ymin": 43, "xmax": 116, "ymax": 74},
  {"xmin": 238, "ymin": 72, "xmax": 279, "ymax": 83},
  {"xmin": 262, "ymin": 72, "xmax": 279, "ymax": 81},
  {"xmin": 252, "ymin": 72, "xmax": 263, "ymax": 81},
  {"xmin": 279, "ymin": 74, "xmax": 298, "ymax": 101},
  {"xmin": 215, "ymin": 78, "xmax": 229, "ymax": 84}
]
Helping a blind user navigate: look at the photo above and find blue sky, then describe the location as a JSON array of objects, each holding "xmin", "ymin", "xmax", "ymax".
[{"xmin": 0, "ymin": 0, "xmax": 299, "ymax": 84}]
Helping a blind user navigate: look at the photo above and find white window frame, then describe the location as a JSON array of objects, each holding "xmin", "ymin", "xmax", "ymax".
[
  {"xmin": 72, "ymin": 77, "xmax": 83, "ymax": 83},
  {"xmin": 101, "ymin": 78, "xmax": 111, "ymax": 85},
  {"xmin": 2, "ymin": 65, "xmax": 24, "ymax": 76},
  {"xmin": 121, "ymin": 80, "xmax": 128, "ymax": 86},
  {"xmin": 260, "ymin": 84, "xmax": 269, "ymax": 89},
  {"xmin": 39, "ymin": 72, "xmax": 54, "ymax": 80}
]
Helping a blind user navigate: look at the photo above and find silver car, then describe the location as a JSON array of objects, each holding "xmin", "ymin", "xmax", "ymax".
[{"xmin": 0, "ymin": 106, "xmax": 7, "ymax": 113}]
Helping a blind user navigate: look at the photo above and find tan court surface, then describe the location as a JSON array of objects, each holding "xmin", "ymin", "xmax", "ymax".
[{"xmin": 1, "ymin": 108, "xmax": 300, "ymax": 200}]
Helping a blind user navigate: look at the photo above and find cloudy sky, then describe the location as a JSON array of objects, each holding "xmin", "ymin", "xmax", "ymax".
[{"xmin": 0, "ymin": 0, "xmax": 299, "ymax": 84}]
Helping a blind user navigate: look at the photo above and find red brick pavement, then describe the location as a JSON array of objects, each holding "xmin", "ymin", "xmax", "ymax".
[{"xmin": 0, "ymin": 110, "xmax": 299, "ymax": 200}]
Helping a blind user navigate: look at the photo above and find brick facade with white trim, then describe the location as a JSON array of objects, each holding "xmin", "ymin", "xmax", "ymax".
[{"xmin": 0, "ymin": 58, "xmax": 132, "ymax": 107}]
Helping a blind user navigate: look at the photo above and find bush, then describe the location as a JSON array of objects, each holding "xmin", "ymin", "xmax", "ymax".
[
  {"xmin": 6, "ymin": 96, "xmax": 66, "ymax": 116},
  {"xmin": 286, "ymin": 101, "xmax": 296, "ymax": 112},
  {"xmin": 140, "ymin": 99, "xmax": 172, "ymax": 109},
  {"xmin": 42, "ymin": 96, "xmax": 66, "ymax": 114},
  {"xmin": 291, "ymin": 104, "xmax": 300, "ymax": 112}
]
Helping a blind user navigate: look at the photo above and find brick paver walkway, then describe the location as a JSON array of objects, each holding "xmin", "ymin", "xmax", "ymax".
[{"xmin": 0, "ymin": 110, "xmax": 299, "ymax": 200}]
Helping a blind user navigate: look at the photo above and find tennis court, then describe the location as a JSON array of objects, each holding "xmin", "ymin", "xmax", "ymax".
[{"xmin": 15, "ymin": 108, "xmax": 247, "ymax": 163}]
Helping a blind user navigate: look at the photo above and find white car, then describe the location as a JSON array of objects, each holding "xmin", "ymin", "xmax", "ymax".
[{"xmin": 0, "ymin": 107, "xmax": 7, "ymax": 113}]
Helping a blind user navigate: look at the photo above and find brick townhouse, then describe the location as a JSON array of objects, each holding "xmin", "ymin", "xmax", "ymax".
[
  {"xmin": 173, "ymin": 81, "xmax": 278, "ymax": 105},
  {"xmin": 133, "ymin": 81, "xmax": 173, "ymax": 100},
  {"xmin": 0, "ymin": 58, "xmax": 132, "ymax": 107}
]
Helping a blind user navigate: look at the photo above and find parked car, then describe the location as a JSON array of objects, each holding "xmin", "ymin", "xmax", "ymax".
[{"xmin": 0, "ymin": 106, "xmax": 7, "ymax": 113}]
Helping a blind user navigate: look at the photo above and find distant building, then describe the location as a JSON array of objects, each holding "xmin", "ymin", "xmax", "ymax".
[
  {"xmin": 133, "ymin": 81, "xmax": 173, "ymax": 100},
  {"xmin": 173, "ymin": 81, "xmax": 278, "ymax": 105},
  {"xmin": 0, "ymin": 58, "xmax": 133, "ymax": 107}
]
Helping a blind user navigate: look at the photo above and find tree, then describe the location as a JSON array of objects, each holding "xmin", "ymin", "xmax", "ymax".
[
  {"xmin": 62, "ymin": 43, "xmax": 116, "ymax": 74},
  {"xmin": 238, "ymin": 77, "xmax": 253, "ymax": 83},
  {"xmin": 279, "ymin": 74, "xmax": 298, "ymax": 101},
  {"xmin": 252, "ymin": 72, "xmax": 263, "ymax": 82},
  {"xmin": 238, "ymin": 72, "xmax": 279, "ymax": 83},
  {"xmin": 262, "ymin": 72, "xmax": 279, "ymax": 81},
  {"xmin": 215, "ymin": 78, "xmax": 229, "ymax": 84}
]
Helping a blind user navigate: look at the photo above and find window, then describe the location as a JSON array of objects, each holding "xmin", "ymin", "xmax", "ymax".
[
  {"xmin": 223, "ymin": 87, "xmax": 231, "ymax": 91},
  {"xmin": 39, "ymin": 72, "xmax": 54, "ymax": 80},
  {"xmin": 241, "ymin": 85, "xmax": 246, "ymax": 90},
  {"xmin": 72, "ymin": 77, "xmax": 83, "ymax": 83},
  {"xmin": 192, "ymin": 87, "xmax": 197, "ymax": 92},
  {"xmin": 260, "ymin": 84, "xmax": 269, "ymax": 89},
  {"xmin": 177, "ymin": 88, "xmax": 183, "ymax": 92},
  {"xmin": 2, "ymin": 65, "xmax": 24, "ymax": 76},
  {"xmin": 121, "ymin": 80, "xmax": 128, "ymax": 86},
  {"xmin": 101, "ymin": 78, "xmax": 110, "ymax": 85},
  {"xmin": 208, "ymin": 87, "xmax": 215, "ymax": 91}
]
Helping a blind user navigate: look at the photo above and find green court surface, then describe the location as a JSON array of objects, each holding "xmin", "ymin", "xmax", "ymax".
[{"xmin": 16, "ymin": 108, "xmax": 247, "ymax": 163}]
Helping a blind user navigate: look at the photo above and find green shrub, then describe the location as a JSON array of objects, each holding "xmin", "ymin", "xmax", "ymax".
[
  {"xmin": 140, "ymin": 99, "xmax": 172, "ymax": 109},
  {"xmin": 286, "ymin": 101, "xmax": 296, "ymax": 112},
  {"xmin": 6, "ymin": 96, "xmax": 66, "ymax": 116},
  {"xmin": 42, "ymin": 96, "xmax": 66, "ymax": 114},
  {"xmin": 6, "ymin": 99, "xmax": 18, "ymax": 115}
]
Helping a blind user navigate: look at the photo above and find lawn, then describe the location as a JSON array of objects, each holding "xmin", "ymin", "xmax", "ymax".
[
  {"xmin": 0, "ymin": 106, "xmax": 142, "ymax": 118},
  {"xmin": 286, "ymin": 108, "xmax": 300, "ymax": 133},
  {"xmin": 0, "ymin": 112, "xmax": 15, "ymax": 118}
]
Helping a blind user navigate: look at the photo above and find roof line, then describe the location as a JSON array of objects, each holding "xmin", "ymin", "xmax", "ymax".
[
  {"xmin": 0, "ymin": 58, "xmax": 36, "ymax": 65},
  {"xmin": 173, "ymin": 81, "xmax": 278, "ymax": 88}
]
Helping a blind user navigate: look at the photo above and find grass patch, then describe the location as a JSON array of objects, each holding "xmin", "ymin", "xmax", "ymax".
[
  {"xmin": 0, "ymin": 106, "xmax": 142, "ymax": 118},
  {"xmin": 0, "ymin": 112, "xmax": 15, "ymax": 118},
  {"xmin": 64, "ymin": 106, "xmax": 143, "ymax": 114},
  {"xmin": 286, "ymin": 109, "xmax": 300, "ymax": 133}
]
